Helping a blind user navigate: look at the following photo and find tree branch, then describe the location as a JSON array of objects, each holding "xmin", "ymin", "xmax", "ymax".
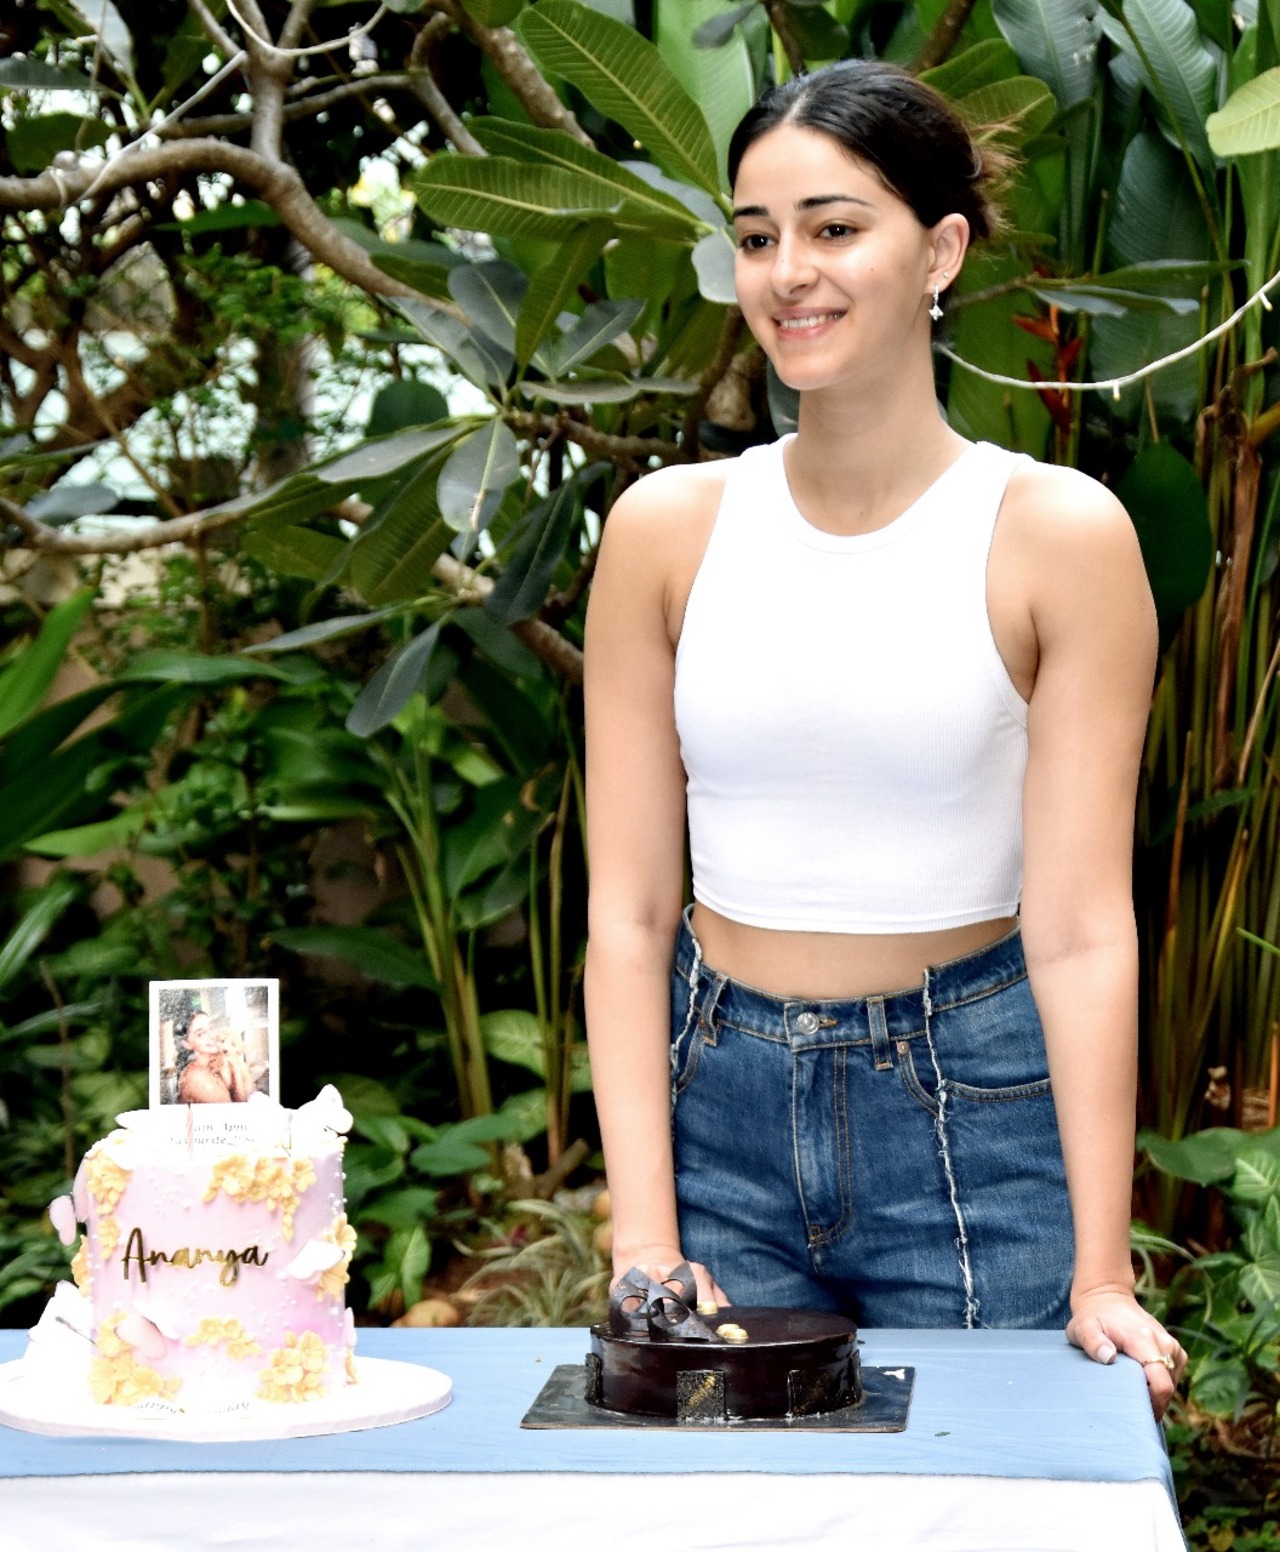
[
  {"xmin": 505, "ymin": 408, "xmax": 678, "ymax": 470},
  {"xmin": 435, "ymin": 0, "xmax": 593, "ymax": 146},
  {"xmin": 1, "ymin": 495, "xmax": 246, "ymax": 554},
  {"xmin": 0, "ymin": 141, "xmax": 439, "ymax": 307},
  {"xmin": 189, "ymin": 0, "xmax": 240, "ymax": 60},
  {"xmin": 161, "ymin": 73, "xmax": 418, "ymax": 137},
  {"xmin": 911, "ymin": 0, "xmax": 980, "ymax": 74},
  {"xmin": 280, "ymin": 0, "xmax": 323, "ymax": 52},
  {"xmin": 681, "ymin": 307, "xmax": 745, "ymax": 456},
  {"xmin": 432, "ymin": 553, "xmax": 584, "ymax": 682},
  {"xmin": 407, "ymin": 24, "xmax": 485, "ymax": 155}
]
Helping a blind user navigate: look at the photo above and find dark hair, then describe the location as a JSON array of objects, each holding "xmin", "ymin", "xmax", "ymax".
[{"xmin": 728, "ymin": 60, "xmax": 1005, "ymax": 241}]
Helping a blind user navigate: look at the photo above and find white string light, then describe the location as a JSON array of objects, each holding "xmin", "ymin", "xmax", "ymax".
[
  {"xmin": 937, "ymin": 264, "xmax": 1280, "ymax": 399},
  {"xmin": 223, "ymin": 0, "xmax": 389, "ymax": 61}
]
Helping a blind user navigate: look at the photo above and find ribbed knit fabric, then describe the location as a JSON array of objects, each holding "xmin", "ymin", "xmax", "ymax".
[{"xmin": 674, "ymin": 437, "xmax": 1030, "ymax": 933}]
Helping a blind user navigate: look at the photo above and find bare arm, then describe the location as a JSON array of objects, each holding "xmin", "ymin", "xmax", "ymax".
[
  {"xmin": 1011, "ymin": 464, "xmax": 1185, "ymax": 1414},
  {"xmin": 583, "ymin": 466, "xmax": 727, "ymax": 1303}
]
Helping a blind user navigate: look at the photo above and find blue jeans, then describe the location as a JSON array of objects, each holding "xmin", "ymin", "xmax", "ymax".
[{"xmin": 670, "ymin": 910, "xmax": 1073, "ymax": 1329}]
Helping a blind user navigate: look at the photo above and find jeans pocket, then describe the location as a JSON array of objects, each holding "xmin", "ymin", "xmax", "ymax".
[
  {"xmin": 896, "ymin": 1040, "xmax": 940, "ymax": 1116},
  {"xmin": 671, "ymin": 1021, "xmax": 706, "ymax": 1097}
]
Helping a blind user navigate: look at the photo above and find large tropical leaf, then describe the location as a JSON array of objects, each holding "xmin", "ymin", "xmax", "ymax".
[
  {"xmin": 656, "ymin": 0, "xmax": 755, "ymax": 185},
  {"xmin": 437, "ymin": 421, "xmax": 522, "ymax": 538},
  {"xmin": 414, "ymin": 156, "xmax": 612, "ymax": 241},
  {"xmin": 346, "ymin": 625, "xmax": 444, "ymax": 737},
  {"xmin": 395, "ymin": 297, "xmax": 513, "ymax": 390},
  {"xmin": 487, "ymin": 468, "xmax": 599, "ymax": 624},
  {"xmin": 348, "ymin": 453, "xmax": 457, "ymax": 605},
  {"xmin": 991, "ymin": 0, "xmax": 1100, "ymax": 106},
  {"xmin": 0, "ymin": 590, "xmax": 94, "ymax": 740},
  {"xmin": 1108, "ymin": 0, "xmax": 1219, "ymax": 171},
  {"xmin": 518, "ymin": 0, "xmax": 721, "ymax": 194},
  {"xmin": 1117, "ymin": 442, "xmax": 1214, "ymax": 617},
  {"xmin": 921, "ymin": 38, "xmax": 1024, "ymax": 97},
  {"xmin": 1207, "ymin": 65, "xmax": 1280, "ymax": 153},
  {"xmin": 241, "ymin": 524, "xmax": 347, "ymax": 582},
  {"xmin": 1091, "ymin": 131, "xmax": 1210, "ymax": 418},
  {"xmin": 515, "ymin": 219, "xmax": 612, "ymax": 368},
  {"xmin": 549, "ymin": 298, "xmax": 646, "ymax": 373},
  {"xmin": 447, "ymin": 260, "xmax": 527, "ymax": 353},
  {"xmin": 468, "ymin": 117, "xmax": 703, "ymax": 237}
]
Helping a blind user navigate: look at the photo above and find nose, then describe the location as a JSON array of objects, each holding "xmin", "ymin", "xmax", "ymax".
[{"xmin": 770, "ymin": 232, "xmax": 816, "ymax": 295}]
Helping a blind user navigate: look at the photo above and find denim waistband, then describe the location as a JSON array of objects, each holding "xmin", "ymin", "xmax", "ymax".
[{"xmin": 672, "ymin": 907, "xmax": 1027, "ymax": 1049}]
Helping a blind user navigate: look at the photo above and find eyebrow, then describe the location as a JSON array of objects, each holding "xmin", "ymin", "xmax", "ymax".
[{"xmin": 731, "ymin": 193, "xmax": 876, "ymax": 220}]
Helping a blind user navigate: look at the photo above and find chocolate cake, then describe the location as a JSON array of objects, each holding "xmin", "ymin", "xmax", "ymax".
[{"xmin": 586, "ymin": 1267, "xmax": 862, "ymax": 1422}]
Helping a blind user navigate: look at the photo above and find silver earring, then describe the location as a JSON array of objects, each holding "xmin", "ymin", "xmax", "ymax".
[{"xmin": 929, "ymin": 272, "xmax": 949, "ymax": 322}]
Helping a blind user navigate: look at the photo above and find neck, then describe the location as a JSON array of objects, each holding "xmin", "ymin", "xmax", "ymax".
[{"xmin": 786, "ymin": 347, "xmax": 961, "ymax": 532}]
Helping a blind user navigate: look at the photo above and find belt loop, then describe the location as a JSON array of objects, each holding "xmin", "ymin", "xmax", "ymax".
[
  {"xmin": 699, "ymin": 973, "xmax": 728, "ymax": 1038},
  {"xmin": 867, "ymin": 995, "xmax": 892, "ymax": 1071}
]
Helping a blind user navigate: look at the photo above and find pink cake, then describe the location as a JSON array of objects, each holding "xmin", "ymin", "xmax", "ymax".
[{"xmin": 47, "ymin": 1087, "xmax": 357, "ymax": 1410}]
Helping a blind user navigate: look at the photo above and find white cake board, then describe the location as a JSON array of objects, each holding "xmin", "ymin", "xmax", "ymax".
[{"xmin": 0, "ymin": 1355, "xmax": 451, "ymax": 1443}]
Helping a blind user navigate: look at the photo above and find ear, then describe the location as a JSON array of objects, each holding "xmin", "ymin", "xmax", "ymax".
[{"xmin": 927, "ymin": 214, "xmax": 970, "ymax": 294}]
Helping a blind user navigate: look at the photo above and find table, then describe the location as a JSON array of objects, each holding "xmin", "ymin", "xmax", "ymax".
[{"xmin": 0, "ymin": 1326, "xmax": 1185, "ymax": 1552}]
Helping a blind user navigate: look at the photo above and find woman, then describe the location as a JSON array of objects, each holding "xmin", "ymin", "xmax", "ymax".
[
  {"xmin": 583, "ymin": 59, "xmax": 1187, "ymax": 1416},
  {"xmin": 176, "ymin": 1008, "xmax": 254, "ymax": 1104}
]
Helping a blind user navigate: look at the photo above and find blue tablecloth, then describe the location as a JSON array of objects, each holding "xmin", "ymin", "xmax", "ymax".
[{"xmin": 0, "ymin": 1325, "xmax": 1174, "ymax": 1493}]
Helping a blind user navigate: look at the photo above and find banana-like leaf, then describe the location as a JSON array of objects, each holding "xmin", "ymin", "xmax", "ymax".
[
  {"xmin": 1110, "ymin": 0, "xmax": 1219, "ymax": 171},
  {"xmin": 657, "ymin": 0, "xmax": 755, "ymax": 184},
  {"xmin": 346, "ymin": 625, "xmax": 443, "ymax": 738},
  {"xmin": 1030, "ymin": 282, "xmax": 1199, "ymax": 313},
  {"xmin": 447, "ymin": 260, "xmax": 528, "ymax": 354},
  {"xmin": 1118, "ymin": 443, "xmax": 1214, "ymax": 617},
  {"xmin": 519, "ymin": 0, "xmax": 721, "ymax": 194},
  {"xmin": 921, "ymin": 38, "xmax": 1023, "ymax": 96},
  {"xmin": 1091, "ymin": 130, "xmax": 1209, "ymax": 416},
  {"xmin": 469, "ymin": 118, "xmax": 702, "ymax": 237},
  {"xmin": 438, "ymin": 421, "xmax": 522, "ymax": 537},
  {"xmin": 692, "ymin": 1, "xmax": 757, "ymax": 49},
  {"xmin": 991, "ymin": 0, "xmax": 1100, "ymax": 106},
  {"xmin": 348, "ymin": 453, "xmax": 457, "ymax": 605},
  {"xmin": 549, "ymin": 298, "xmax": 646, "ymax": 373},
  {"xmin": 619, "ymin": 160, "xmax": 724, "ymax": 227},
  {"xmin": 1208, "ymin": 65, "xmax": 1280, "ymax": 153},
  {"xmin": 516, "ymin": 219, "xmax": 612, "ymax": 369}
]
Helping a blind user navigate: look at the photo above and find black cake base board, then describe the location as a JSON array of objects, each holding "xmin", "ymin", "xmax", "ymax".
[{"xmin": 520, "ymin": 1362, "xmax": 914, "ymax": 1432}]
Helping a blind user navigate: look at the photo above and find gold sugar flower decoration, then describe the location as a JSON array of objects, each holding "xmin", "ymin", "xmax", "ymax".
[
  {"xmin": 83, "ymin": 1148, "xmax": 131, "ymax": 1214},
  {"xmin": 204, "ymin": 1154, "xmax": 317, "ymax": 1241},
  {"xmin": 70, "ymin": 1238, "xmax": 91, "ymax": 1292},
  {"xmin": 317, "ymin": 1214, "xmax": 357, "ymax": 1304},
  {"xmin": 258, "ymin": 1330, "xmax": 330, "ymax": 1404},
  {"xmin": 89, "ymin": 1314, "xmax": 182, "ymax": 1407},
  {"xmin": 184, "ymin": 1317, "xmax": 262, "ymax": 1361},
  {"xmin": 97, "ymin": 1214, "xmax": 121, "ymax": 1262}
]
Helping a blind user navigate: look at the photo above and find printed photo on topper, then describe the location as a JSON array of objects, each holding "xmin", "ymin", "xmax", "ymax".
[{"xmin": 149, "ymin": 980, "xmax": 279, "ymax": 1107}]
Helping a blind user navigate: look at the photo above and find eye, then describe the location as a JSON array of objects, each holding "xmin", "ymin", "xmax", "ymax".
[
  {"xmin": 736, "ymin": 232, "xmax": 773, "ymax": 253},
  {"xmin": 820, "ymin": 222, "xmax": 857, "ymax": 240}
]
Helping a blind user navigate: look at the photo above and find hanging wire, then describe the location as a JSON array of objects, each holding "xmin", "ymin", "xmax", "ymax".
[{"xmin": 936, "ymin": 264, "xmax": 1280, "ymax": 400}]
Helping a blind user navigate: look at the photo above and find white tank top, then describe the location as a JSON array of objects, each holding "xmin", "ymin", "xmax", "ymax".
[{"xmin": 674, "ymin": 437, "xmax": 1030, "ymax": 933}]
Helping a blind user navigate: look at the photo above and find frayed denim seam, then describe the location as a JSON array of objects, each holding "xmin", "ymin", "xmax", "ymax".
[
  {"xmin": 671, "ymin": 929, "xmax": 703, "ymax": 1110},
  {"xmin": 923, "ymin": 966, "xmax": 980, "ymax": 1329}
]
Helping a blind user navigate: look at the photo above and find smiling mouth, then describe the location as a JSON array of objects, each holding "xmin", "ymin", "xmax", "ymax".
[{"xmin": 775, "ymin": 311, "xmax": 845, "ymax": 331}]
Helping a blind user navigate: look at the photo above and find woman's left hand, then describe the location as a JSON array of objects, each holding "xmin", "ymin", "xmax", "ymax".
[{"xmin": 1067, "ymin": 1285, "xmax": 1187, "ymax": 1419}]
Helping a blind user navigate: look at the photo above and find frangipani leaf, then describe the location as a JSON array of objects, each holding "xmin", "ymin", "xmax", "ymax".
[{"xmin": 1207, "ymin": 66, "xmax": 1280, "ymax": 154}]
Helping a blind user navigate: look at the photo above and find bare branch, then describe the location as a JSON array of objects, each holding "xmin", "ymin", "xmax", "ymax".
[
  {"xmin": 189, "ymin": 0, "xmax": 240, "ymax": 59},
  {"xmin": 0, "ymin": 141, "xmax": 445, "ymax": 308},
  {"xmin": 911, "ymin": 0, "xmax": 980, "ymax": 73},
  {"xmin": 1, "ymin": 496, "xmax": 246, "ymax": 555},
  {"xmin": 280, "ymin": 0, "xmax": 323, "ymax": 52},
  {"xmin": 407, "ymin": 25, "xmax": 485, "ymax": 155},
  {"xmin": 505, "ymin": 408, "xmax": 679, "ymax": 471},
  {"xmin": 161, "ymin": 73, "xmax": 418, "ymax": 136},
  {"xmin": 433, "ymin": 553, "xmax": 583, "ymax": 683},
  {"xmin": 438, "ymin": 0, "xmax": 593, "ymax": 147}
]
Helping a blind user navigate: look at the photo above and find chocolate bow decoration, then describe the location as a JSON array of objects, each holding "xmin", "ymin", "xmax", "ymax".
[{"xmin": 608, "ymin": 1262, "xmax": 724, "ymax": 1342}]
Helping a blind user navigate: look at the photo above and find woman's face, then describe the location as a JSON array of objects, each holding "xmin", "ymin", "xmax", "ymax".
[
  {"xmin": 183, "ymin": 1012, "xmax": 220, "ymax": 1060},
  {"xmin": 731, "ymin": 123, "xmax": 961, "ymax": 394}
]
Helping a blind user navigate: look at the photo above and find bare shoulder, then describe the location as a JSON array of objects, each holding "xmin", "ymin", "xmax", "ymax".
[
  {"xmin": 600, "ymin": 459, "xmax": 731, "ymax": 556},
  {"xmin": 1000, "ymin": 458, "xmax": 1155, "ymax": 653}
]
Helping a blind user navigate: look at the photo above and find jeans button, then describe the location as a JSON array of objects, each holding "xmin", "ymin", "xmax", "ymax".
[{"xmin": 795, "ymin": 1011, "xmax": 820, "ymax": 1034}]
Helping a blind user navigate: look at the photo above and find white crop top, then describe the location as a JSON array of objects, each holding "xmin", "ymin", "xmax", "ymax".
[{"xmin": 673, "ymin": 437, "xmax": 1030, "ymax": 933}]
